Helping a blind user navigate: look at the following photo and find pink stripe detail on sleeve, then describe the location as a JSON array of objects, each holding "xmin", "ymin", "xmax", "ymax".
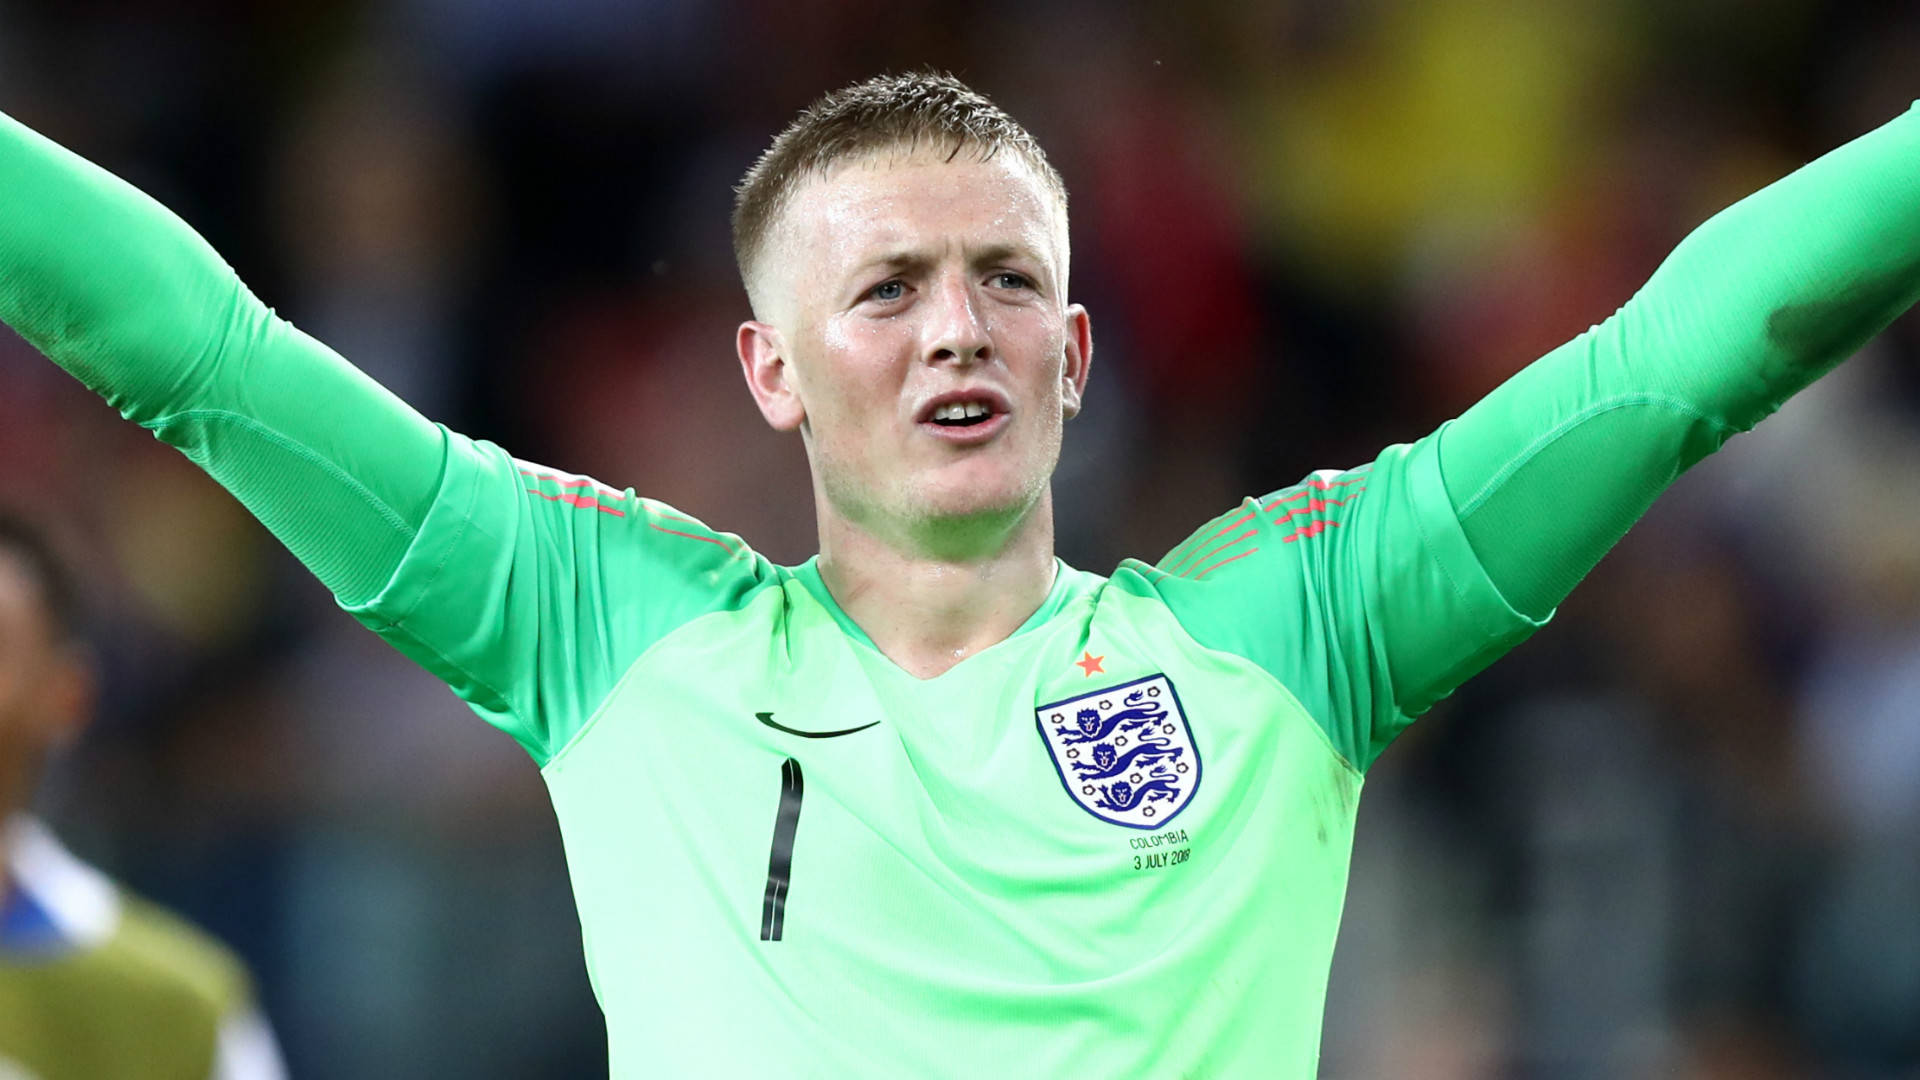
[
  {"xmin": 519, "ymin": 468, "xmax": 624, "ymax": 497},
  {"xmin": 1272, "ymin": 496, "xmax": 1353, "ymax": 525},
  {"xmin": 647, "ymin": 523, "xmax": 736, "ymax": 552},
  {"xmin": 1191, "ymin": 547, "xmax": 1258, "ymax": 579},
  {"xmin": 526, "ymin": 488, "xmax": 627, "ymax": 517},
  {"xmin": 1281, "ymin": 520, "xmax": 1341, "ymax": 543},
  {"xmin": 1166, "ymin": 510, "xmax": 1255, "ymax": 574},
  {"xmin": 1177, "ymin": 529, "xmax": 1258, "ymax": 579}
]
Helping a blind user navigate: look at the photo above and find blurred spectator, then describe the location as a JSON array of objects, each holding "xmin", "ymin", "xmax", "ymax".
[{"xmin": 0, "ymin": 514, "xmax": 286, "ymax": 1080}]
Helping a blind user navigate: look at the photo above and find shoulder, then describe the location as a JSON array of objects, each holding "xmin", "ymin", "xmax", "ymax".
[
  {"xmin": 104, "ymin": 896, "xmax": 251, "ymax": 1023},
  {"xmin": 6, "ymin": 819, "xmax": 250, "ymax": 1022},
  {"xmin": 505, "ymin": 448, "xmax": 778, "ymax": 593},
  {"xmin": 1113, "ymin": 460, "xmax": 1382, "ymax": 616}
]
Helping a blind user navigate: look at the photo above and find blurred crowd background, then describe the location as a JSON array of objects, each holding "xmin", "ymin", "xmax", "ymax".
[{"xmin": 2, "ymin": 0, "xmax": 1918, "ymax": 1076}]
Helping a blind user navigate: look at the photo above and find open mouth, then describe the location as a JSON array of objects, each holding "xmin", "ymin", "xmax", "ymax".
[
  {"xmin": 927, "ymin": 401, "xmax": 997, "ymax": 428},
  {"xmin": 916, "ymin": 390, "xmax": 1012, "ymax": 442}
]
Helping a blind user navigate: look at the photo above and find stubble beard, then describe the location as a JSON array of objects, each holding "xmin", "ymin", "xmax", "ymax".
[{"xmin": 818, "ymin": 446, "xmax": 1054, "ymax": 563}]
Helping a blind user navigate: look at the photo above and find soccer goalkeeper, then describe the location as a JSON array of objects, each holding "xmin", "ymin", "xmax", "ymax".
[{"xmin": 2, "ymin": 72, "xmax": 1916, "ymax": 1078}]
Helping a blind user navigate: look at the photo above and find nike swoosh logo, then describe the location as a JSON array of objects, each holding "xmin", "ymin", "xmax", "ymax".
[{"xmin": 755, "ymin": 712, "xmax": 881, "ymax": 739}]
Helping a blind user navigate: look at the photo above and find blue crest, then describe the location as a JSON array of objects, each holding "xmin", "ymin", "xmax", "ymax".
[{"xmin": 1035, "ymin": 673, "xmax": 1200, "ymax": 828}]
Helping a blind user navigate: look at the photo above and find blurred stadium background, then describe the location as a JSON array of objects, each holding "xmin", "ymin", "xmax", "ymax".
[{"xmin": 2, "ymin": 0, "xmax": 1919, "ymax": 1076}]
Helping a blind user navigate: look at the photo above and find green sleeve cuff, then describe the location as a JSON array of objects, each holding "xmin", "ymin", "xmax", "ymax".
[{"xmin": 1408, "ymin": 424, "xmax": 1551, "ymax": 652}]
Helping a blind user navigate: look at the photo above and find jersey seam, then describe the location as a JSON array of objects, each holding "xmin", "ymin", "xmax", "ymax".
[
  {"xmin": 182, "ymin": 274, "xmax": 248, "ymax": 409},
  {"xmin": 1379, "ymin": 432, "xmax": 1540, "ymax": 757},
  {"xmin": 144, "ymin": 409, "xmax": 528, "ymax": 747},
  {"xmin": 1397, "ymin": 464, "xmax": 1473, "ymax": 734},
  {"xmin": 390, "ymin": 621, "xmax": 531, "ymax": 754},
  {"xmin": 1131, "ymin": 573, "xmax": 1365, "ymax": 782},
  {"xmin": 1359, "ymin": 466, "xmax": 1459, "ymax": 760},
  {"xmin": 539, "ymin": 579, "xmax": 785, "ymax": 773},
  {"xmin": 1456, "ymin": 393, "xmax": 1734, "ymax": 518},
  {"xmin": 353, "ymin": 473, "xmax": 531, "ymax": 747},
  {"xmin": 143, "ymin": 408, "xmax": 419, "ymax": 541},
  {"xmin": 390, "ymin": 499, "xmax": 522, "ymax": 710},
  {"xmin": 1408, "ymin": 483, "xmax": 1467, "ymax": 604}
]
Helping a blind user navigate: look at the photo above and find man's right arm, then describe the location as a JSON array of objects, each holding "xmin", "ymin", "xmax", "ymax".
[
  {"xmin": 0, "ymin": 110, "xmax": 444, "ymax": 606},
  {"xmin": 1, "ymin": 111, "xmax": 777, "ymax": 763}
]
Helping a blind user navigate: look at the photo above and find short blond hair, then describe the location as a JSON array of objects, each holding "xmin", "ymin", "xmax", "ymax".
[{"xmin": 731, "ymin": 71, "xmax": 1067, "ymax": 308}]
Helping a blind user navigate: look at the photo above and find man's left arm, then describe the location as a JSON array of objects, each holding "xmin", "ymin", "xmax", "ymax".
[
  {"xmin": 1432, "ymin": 99, "xmax": 1920, "ymax": 636},
  {"xmin": 1137, "ymin": 101, "xmax": 1919, "ymax": 771}
]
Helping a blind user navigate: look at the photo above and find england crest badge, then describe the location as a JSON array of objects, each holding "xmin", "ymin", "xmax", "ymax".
[{"xmin": 1035, "ymin": 673, "xmax": 1201, "ymax": 829}]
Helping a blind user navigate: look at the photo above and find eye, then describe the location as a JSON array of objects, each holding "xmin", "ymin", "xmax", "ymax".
[
  {"xmin": 868, "ymin": 280, "xmax": 906, "ymax": 303},
  {"xmin": 990, "ymin": 271, "xmax": 1033, "ymax": 290}
]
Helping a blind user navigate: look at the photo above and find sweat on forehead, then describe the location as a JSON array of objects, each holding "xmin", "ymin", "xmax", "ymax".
[{"xmin": 745, "ymin": 146, "xmax": 1071, "ymax": 325}]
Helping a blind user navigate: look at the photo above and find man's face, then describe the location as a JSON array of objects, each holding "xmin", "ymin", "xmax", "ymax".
[
  {"xmin": 738, "ymin": 146, "xmax": 1091, "ymax": 553},
  {"xmin": 0, "ymin": 555, "xmax": 87, "ymax": 825}
]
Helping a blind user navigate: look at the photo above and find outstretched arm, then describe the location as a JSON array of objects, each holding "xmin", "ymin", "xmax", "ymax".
[
  {"xmin": 0, "ymin": 110, "xmax": 445, "ymax": 606},
  {"xmin": 1151, "ymin": 100, "xmax": 1920, "ymax": 771},
  {"xmin": 0, "ymin": 111, "xmax": 774, "ymax": 763},
  {"xmin": 1439, "ymin": 101, "xmax": 1920, "ymax": 621}
]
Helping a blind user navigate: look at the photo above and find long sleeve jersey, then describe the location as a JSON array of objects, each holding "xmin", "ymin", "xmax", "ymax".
[{"xmin": 3, "ymin": 103, "xmax": 1916, "ymax": 1078}]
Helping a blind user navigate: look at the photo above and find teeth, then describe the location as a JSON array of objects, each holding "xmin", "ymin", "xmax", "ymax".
[{"xmin": 932, "ymin": 401, "xmax": 993, "ymax": 421}]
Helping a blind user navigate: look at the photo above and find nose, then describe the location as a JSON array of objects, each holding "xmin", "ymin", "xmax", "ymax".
[{"xmin": 924, "ymin": 275, "xmax": 992, "ymax": 366}]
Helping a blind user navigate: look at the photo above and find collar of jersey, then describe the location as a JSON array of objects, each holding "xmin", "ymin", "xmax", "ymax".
[
  {"xmin": 1, "ymin": 815, "xmax": 120, "ymax": 956},
  {"xmin": 791, "ymin": 556, "xmax": 1087, "ymax": 673}
]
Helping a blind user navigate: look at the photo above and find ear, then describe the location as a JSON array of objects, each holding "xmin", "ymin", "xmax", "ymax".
[
  {"xmin": 1060, "ymin": 304, "xmax": 1093, "ymax": 419},
  {"xmin": 737, "ymin": 321, "xmax": 806, "ymax": 432}
]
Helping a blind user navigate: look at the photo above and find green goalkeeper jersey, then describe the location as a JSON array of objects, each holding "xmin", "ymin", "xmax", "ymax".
[
  {"xmin": 342, "ymin": 429, "xmax": 1529, "ymax": 1077},
  {"xmin": 2, "ymin": 100, "xmax": 1917, "ymax": 1077}
]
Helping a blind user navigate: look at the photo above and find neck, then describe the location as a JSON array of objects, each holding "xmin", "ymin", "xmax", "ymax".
[{"xmin": 817, "ymin": 494, "xmax": 1058, "ymax": 679}]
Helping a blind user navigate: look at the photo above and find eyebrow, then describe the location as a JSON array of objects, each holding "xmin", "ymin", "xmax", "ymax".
[{"xmin": 851, "ymin": 243, "xmax": 1047, "ymax": 280}]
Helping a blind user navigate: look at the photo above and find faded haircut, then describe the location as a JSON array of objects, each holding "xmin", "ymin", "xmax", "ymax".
[{"xmin": 731, "ymin": 71, "xmax": 1068, "ymax": 315}]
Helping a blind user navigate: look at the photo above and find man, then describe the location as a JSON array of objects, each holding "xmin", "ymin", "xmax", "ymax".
[
  {"xmin": 0, "ymin": 71, "xmax": 1915, "ymax": 1077},
  {"xmin": 0, "ymin": 515, "xmax": 286, "ymax": 1080}
]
